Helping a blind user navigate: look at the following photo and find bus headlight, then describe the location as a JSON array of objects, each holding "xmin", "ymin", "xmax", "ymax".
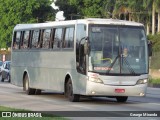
[
  {"xmin": 89, "ymin": 77, "xmax": 103, "ymax": 83},
  {"xmin": 136, "ymin": 78, "xmax": 148, "ymax": 84},
  {"xmin": 88, "ymin": 72, "xmax": 103, "ymax": 84}
]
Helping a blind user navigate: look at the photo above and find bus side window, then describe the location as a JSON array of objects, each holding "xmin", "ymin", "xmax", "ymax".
[
  {"xmin": 50, "ymin": 29, "xmax": 55, "ymax": 49},
  {"xmin": 53, "ymin": 28, "xmax": 62, "ymax": 49},
  {"xmin": 31, "ymin": 30, "xmax": 40, "ymax": 48},
  {"xmin": 63, "ymin": 27, "xmax": 74, "ymax": 48},
  {"xmin": 42, "ymin": 29, "xmax": 51, "ymax": 49},
  {"xmin": 22, "ymin": 31, "xmax": 29, "ymax": 49},
  {"xmin": 13, "ymin": 31, "xmax": 21, "ymax": 50}
]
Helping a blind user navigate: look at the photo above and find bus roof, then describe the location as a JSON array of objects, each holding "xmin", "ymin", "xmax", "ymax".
[{"xmin": 14, "ymin": 18, "xmax": 144, "ymax": 30}]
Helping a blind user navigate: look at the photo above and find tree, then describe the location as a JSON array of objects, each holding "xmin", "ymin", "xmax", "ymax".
[
  {"xmin": 55, "ymin": 0, "xmax": 82, "ymax": 20},
  {"xmin": 82, "ymin": 0, "xmax": 104, "ymax": 18},
  {"xmin": 143, "ymin": 0, "xmax": 152, "ymax": 35},
  {"xmin": 0, "ymin": 0, "xmax": 55, "ymax": 48},
  {"xmin": 55, "ymin": 0, "xmax": 106, "ymax": 19},
  {"xmin": 155, "ymin": 0, "xmax": 160, "ymax": 33},
  {"xmin": 103, "ymin": 0, "xmax": 116, "ymax": 18}
]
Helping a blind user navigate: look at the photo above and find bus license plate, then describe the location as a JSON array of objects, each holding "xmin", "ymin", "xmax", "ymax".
[{"xmin": 115, "ymin": 89, "xmax": 125, "ymax": 93}]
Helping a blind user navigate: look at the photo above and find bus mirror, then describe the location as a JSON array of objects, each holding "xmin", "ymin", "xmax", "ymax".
[
  {"xmin": 148, "ymin": 40, "xmax": 152, "ymax": 56},
  {"xmin": 79, "ymin": 37, "xmax": 89, "ymax": 55},
  {"xmin": 84, "ymin": 42, "xmax": 88, "ymax": 55},
  {"xmin": 84, "ymin": 37, "xmax": 89, "ymax": 55}
]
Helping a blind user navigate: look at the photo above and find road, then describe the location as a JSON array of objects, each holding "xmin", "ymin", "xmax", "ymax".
[{"xmin": 0, "ymin": 81, "xmax": 160, "ymax": 120}]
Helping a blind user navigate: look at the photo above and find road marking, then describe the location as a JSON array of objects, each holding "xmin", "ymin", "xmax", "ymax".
[{"xmin": 147, "ymin": 102, "xmax": 160, "ymax": 106}]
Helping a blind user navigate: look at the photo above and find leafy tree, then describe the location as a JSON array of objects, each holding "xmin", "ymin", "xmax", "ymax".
[
  {"xmin": 103, "ymin": 0, "xmax": 116, "ymax": 18},
  {"xmin": 55, "ymin": 0, "xmax": 82, "ymax": 20},
  {"xmin": 0, "ymin": 0, "xmax": 55, "ymax": 48},
  {"xmin": 82, "ymin": 0, "xmax": 105, "ymax": 18},
  {"xmin": 55, "ymin": 0, "xmax": 105, "ymax": 19},
  {"xmin": 148, "ymin": 33, "xmax": 160, "ymax": 52},
  {"xmin": 155, "ymin": 0, "xmax": 160, "ymax": 32}
]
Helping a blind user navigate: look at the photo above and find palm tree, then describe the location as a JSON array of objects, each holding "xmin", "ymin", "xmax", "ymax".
[
  {"xmin": 104, "ymin": 0, "xmax": 116, "ymax": 18},
  {"xmin": 152, "ymin": 1, "xmax": 156, "ymax": 35},
  {"xmin": 112, "ymin": 0, "xmax": 130, "ymax": 20},
  {"xmin": 155, "ymin": 0, "xmax": 160, "ymax": 33},
  {"xmin": 143, "ymin": 0, "xmax": 152, "ymax": 35},
  {"xmin": 145, "ymin": 0, "xmax": 160, "ymax": 35}
]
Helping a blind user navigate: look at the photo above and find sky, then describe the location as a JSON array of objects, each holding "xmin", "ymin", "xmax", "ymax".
[{"xmin": 51, "ymin": 0, "xmax": 65, "ymax": 21}]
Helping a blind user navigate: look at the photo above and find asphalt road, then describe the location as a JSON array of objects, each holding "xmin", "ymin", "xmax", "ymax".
[{"xmin": 0, "ymin": 81, "xmax": 160, "ymax": 120}]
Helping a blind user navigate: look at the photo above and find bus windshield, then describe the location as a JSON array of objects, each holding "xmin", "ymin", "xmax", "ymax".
[{"xmin": 88, "ymin": 25, "xmax": 148, "ymax": 75}]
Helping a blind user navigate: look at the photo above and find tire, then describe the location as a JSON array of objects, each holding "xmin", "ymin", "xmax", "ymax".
[
  {"xmin": 24, "ymin": 74, "xmax": 35, "ymax": 95},
  {"xmin": 1, "ymin": 74, "xmax": 4, "ymax": 82},
  {"xmin": 116, "ymin": 96, "xmax": 128, "ymax": 103},
  {"xmin": 35, "ymin": 89, "xmax": 41, "ymax": 95},
  {"xmin": 65, "ymin": 78, "xmax": 80, "ymax": 102},
  {"xmin": 7, "ymin": 74, "xmax": 10, "ymax": 83}
]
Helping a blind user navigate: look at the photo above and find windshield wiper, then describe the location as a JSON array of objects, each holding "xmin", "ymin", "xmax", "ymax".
[
  {"xmin": 105, "ymin": 44, "xmax": 136, "ymax": 75},
  {"xmin": 106, "ymin": 54, "xmax": 120, "ymax": 74},
  {"xmin": 122, "ymin": 56, "xmax": 136, "ymax": 75},
  {"xmin": 106, "ymin": 55, "xmax": 136, "ymax": 75}
]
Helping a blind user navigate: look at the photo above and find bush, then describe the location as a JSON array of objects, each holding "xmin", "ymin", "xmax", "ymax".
[
  {"xmin": 147, "ymin": 33, "xmax": 160, "ymax": 52},
  {"xmin": 147, "ymin": 33, "xmax": 160, "ymax": 69}
]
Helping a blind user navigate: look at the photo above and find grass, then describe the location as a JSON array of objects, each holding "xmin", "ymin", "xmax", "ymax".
[
  {"xmin": 149, "ymin": 78, "xmax": 160, "ymax": 84},
  {"xmin": 0, "ymin": 106, "xmax": 68, "ymax": 120}
]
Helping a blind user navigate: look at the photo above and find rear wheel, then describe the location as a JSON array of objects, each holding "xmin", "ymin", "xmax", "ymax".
[
  {"xmin": 24, "ymin": 74, "xmax": 35, "ymax": 95},
  {"xmin": 35, "ymin": 89, "xmax": 41, "ymax": 95},
  {"xmin": 65, "ymin": 78, "xmax": 80, "ymax": 102},
  {"xmin": 116, "ymin": 96, "xmax": 128, "ymax": 103}
]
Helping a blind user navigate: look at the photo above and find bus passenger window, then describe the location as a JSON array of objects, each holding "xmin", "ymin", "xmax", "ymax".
[
  {"xmin": 53, "ymin": 28, "xmax": 62, "ymax": 49},
  {"xmin": 13, "ymin": 31, "xmax": 21, "ymax": 49},
  {"xmin": 22, "ymin": 31, "xmax": 30, "ymax": 49},
  {"xmin": 31, "ymin": 30, "xmax": 40, "ymax": 48},
  {"xmin": 63, "ymin": 27, "xmax": 74, "ymax": 48},
  {"xmin": 42, "ymin": 29, "xmax": 51, "ymax": 49}
]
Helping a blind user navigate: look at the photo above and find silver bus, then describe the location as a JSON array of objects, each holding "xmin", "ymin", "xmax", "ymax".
[{"xmin": 11, "ymin": 18, "xmax": 150, "ymax": 102}]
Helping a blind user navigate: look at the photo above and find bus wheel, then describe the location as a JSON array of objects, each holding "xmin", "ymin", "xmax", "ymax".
[
  {"xmin": 116, "ymin": 96, "xmax": 128, "ymax": 103},
  {"xmin": 0, "ymin": 74, "xmax": 4, "ymax": 82},
  {"xmin": 35, "ymin": 89, "xmax": 41, "ymax": 95},
  {"xmin": 65, "ymin": 79, "xmax": 80, "ymax": 102},
  {"xmin": 7, "ymin": 74, "xmax": 10, "ymax": 83},
  {"xmin": 24, "ymin": 75, "xmax": 35, "ymax": 95}
]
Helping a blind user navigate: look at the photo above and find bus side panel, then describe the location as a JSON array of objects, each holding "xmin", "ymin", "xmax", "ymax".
[
  {"xmin": 11, "ymin": 50, "xmax": 88, "ymax": 93},
  {"xmin": 11, "ymin": 51, "xmax": 24, "ymax": 87},
  {"xmin": 71, "ymin": 72, "xmax": 88, "ymax": 95}
]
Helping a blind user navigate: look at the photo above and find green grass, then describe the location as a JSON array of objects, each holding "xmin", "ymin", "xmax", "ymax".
[
  {"xmin": 0, "ymin": 106, "xmax": 68, "ymax": 120},
  {"xmin": 149, "ymin": 78, "xmax": 160, "ymax": 84}
]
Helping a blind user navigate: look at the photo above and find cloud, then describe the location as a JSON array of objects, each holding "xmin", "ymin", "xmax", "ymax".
[
  {"xmin": 51, "ymin": 2, "xmax": 59, "ymax": 10},
  {"xmin": 51, "ymin": 0, "xmax": 65, "ymax": 21},
  {"xmin": 55, "ymin": 11, "xmax": 65, "ymax": 21}
]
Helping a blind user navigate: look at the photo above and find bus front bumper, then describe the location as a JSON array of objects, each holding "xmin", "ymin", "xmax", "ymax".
[{"xmin": 86, "ymin": 81, "xmax": 147, "ymax": 97}]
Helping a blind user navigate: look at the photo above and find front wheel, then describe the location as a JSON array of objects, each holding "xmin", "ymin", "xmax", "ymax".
[
  {"xmin": 7, "ymin": 74, "xmax": 10, "ymax": 83},
  {"xmin": 65, "ymin": 79, "xmax": 80, "ymax": 102},
  {"xmin": 116, "ymin": 96, "xmax": 128, "ymax": 103},
  {"xmin": 0, "ymin": 74, "xmax": 4, "ymax": 82},
  {"xmin": 24, "ymin": 75, "xmax": 35, "ymax": 95}
]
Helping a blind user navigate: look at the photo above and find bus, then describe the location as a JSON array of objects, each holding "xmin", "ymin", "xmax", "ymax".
[{"xmin": 11, "ymin": 18, "xmax": 151, "ymax": 102}]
